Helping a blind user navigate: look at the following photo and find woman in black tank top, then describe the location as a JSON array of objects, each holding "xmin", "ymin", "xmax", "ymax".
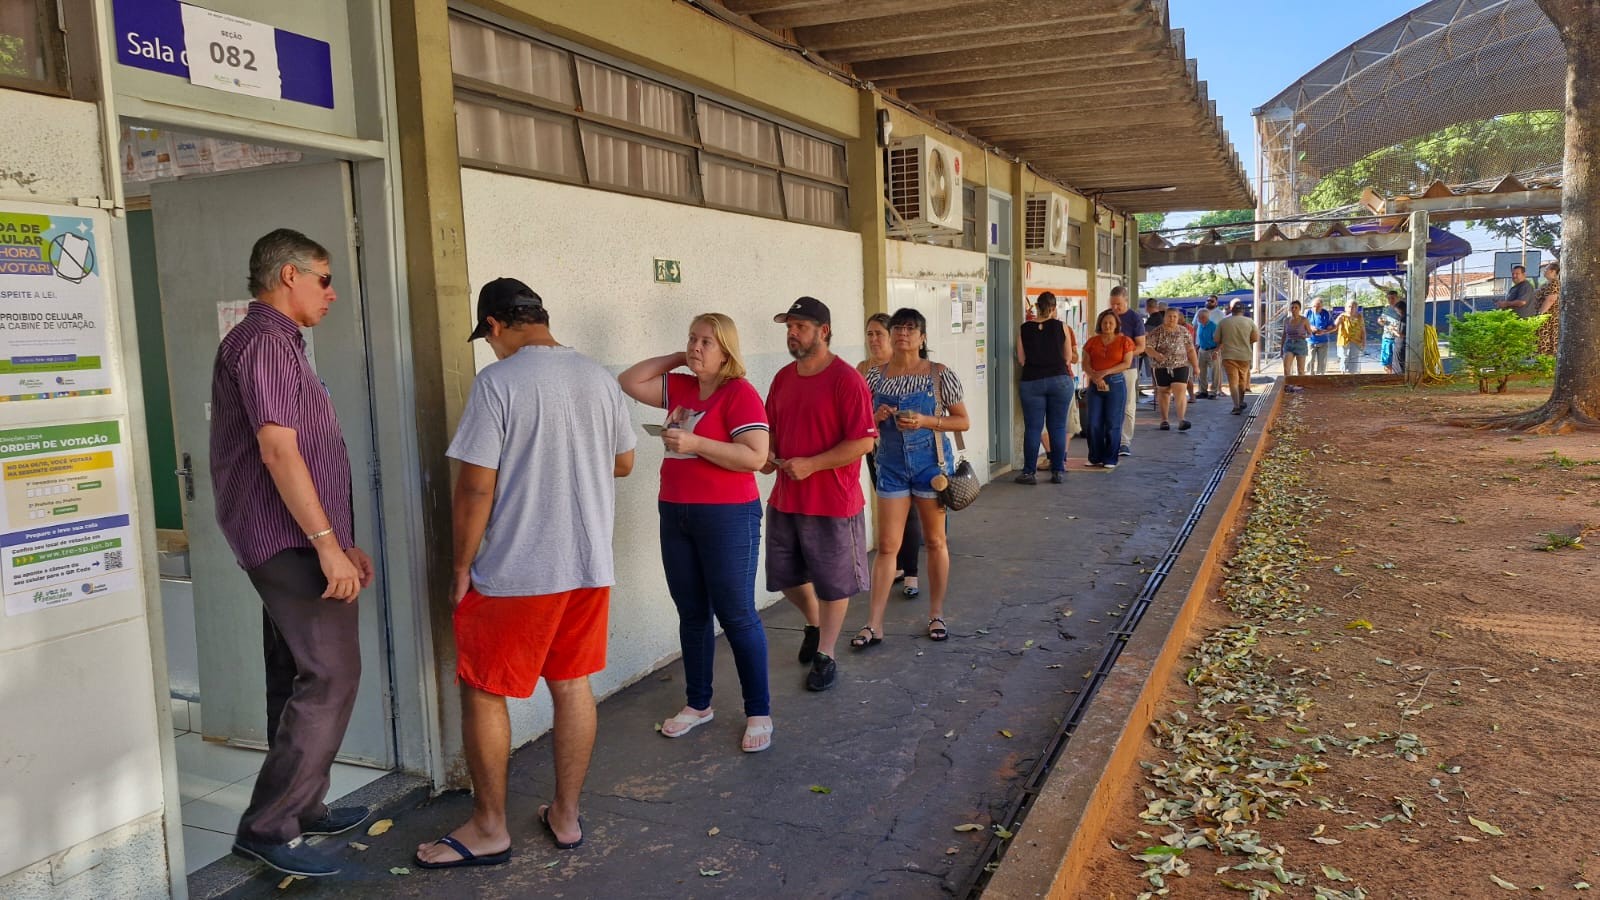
[{"xmin": 1015, "ymin": 293, "xmax": 1078, "ymax": 484}]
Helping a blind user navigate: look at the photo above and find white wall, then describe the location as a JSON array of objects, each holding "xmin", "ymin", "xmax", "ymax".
[
  {"xmin": 459, "ymin": 169, "xmax": 865, "ymax": 743},
  {"xmin": 1025, "ymin": 260, "xmax": 1091, "ymax": 341},
  {"xmin": 884, "ymin": 241, "xmax": 991, "ymax": 483},
  {"xmin": 0, "ymin": 92, "xmax": 170, "ymax": 897}
]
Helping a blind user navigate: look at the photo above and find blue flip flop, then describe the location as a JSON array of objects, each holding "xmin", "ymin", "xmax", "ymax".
[{"xmin": 413, "ymin": 834, "xmax": 511, "ymax": 869}]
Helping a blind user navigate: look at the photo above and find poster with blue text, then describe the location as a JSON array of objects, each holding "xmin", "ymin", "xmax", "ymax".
[{"xmin": 0, "ymin": 208, "xmax": 114, "ymax": 402}]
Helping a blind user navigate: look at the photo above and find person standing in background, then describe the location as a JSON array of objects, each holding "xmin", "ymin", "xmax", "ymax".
[
  {"xmin": 1535, "ymin": 261, "xmax": 1562, "ymax": 355},
  {"xmin": 1282, "ymin": 300, "xmax": 1311, "ymax": 377},
  {"xmin": 1497, "ymin": 264, "xmax": 1537, "ymax": 317},
  {"xmin": 1109, "ymin": 287, "xmax": 1145, "ymax": 457},
  {"xmin": 1306, "ymin": 296, "xmax": 1337, "ymax": 375},
  {"xmin": 763, "ymin": 297, "xmax": 877, "ymax": 693},
  {"xmin": 1081, "ymin": 310, "xmax": 1137, "ymax": 469},
  {"xmin": 1214, "ymin": 299, "xmax": 1259, "ymax": 415},
  {"xmin": 1014, "ymin": 292, "xmax": 1077, "ymax": 484},
  {"xmin": 1335, "ymin": 300, "xmax": 1367, "ymax": 374},
  {"xmin": 213, "ymin": 229, "xmax": 375, "ymax": 878},
  {"xmin": 1194, "ymin": 308, "xmax": 1221, "ymax": 398},
  {"xmin": 618, "ymin": 314, "xmax": 774, "ymax": 753},
  {"xmin": 859, "ymin": 314, "xmax": 923, "ymax": 598}
]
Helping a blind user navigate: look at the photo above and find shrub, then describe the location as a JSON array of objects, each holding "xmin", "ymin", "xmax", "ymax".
[{"xmin": 1446, "ymin": 310, "xmax": 1552, "ymax": 393}]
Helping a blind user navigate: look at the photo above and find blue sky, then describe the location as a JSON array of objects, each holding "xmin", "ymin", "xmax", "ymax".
[{"xmin": 1162, "ymin": 0, "xmax": 1521, "ymax": 273}]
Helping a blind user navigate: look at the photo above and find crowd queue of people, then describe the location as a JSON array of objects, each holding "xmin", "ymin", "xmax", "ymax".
[{"xmin": 209, "ymin": 228, "xmax": 980, "ymax": 877}]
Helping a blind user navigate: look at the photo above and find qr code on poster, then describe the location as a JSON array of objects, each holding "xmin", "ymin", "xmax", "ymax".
[{"xmin": 105, "ymin": 550, "xmax": 124, "ymax": 572}]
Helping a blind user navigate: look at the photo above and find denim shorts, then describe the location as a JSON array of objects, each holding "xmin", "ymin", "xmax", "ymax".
[
  {"xmin": 1284, "ymin": 338, "xmax": 1309, "ymax": 357},
  {"xmin": 875, "ymin": 428, "xmax": 951, "ymax": 500}
]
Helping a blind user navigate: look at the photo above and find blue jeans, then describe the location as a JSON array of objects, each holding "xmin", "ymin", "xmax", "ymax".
[
  {"xmin": 659, "ymin": 500, "xmax": 769, "ymax": 717},
  {"xmin": 1085, "ymin": 374, "xmax": 1127, "ymax": 466},
  {"xmin": 1019, "ymin": 374, "xmax": 1074, "ymax": 474}
]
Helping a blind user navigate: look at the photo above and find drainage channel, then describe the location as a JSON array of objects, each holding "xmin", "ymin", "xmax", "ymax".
[{"xmin": 958, "ymin": 382, "xmax": 1279, "ymax": 898}]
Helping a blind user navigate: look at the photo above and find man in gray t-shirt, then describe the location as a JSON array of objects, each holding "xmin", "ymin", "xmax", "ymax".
[
  {"xmin": 417, "ymin": 278, "xmax": 635, "ymax": 869},
  {"xmin": 1498, "ymin": 265, "xmax": 1538, "ymax": 317}
]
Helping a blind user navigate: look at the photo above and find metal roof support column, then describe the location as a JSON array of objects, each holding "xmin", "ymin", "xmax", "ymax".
[{"xmin": 1406, "ymin": 209, "xmax": 1430, "ymax": 385}]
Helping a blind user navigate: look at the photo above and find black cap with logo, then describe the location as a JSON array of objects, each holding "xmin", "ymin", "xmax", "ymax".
[
  {"xmin": 773, "ymin": 296, "xmax": 831, "ymax": 326},
  {"xmin": 469, "ymin": 277, "xmax": 544, "ymax": 342}
]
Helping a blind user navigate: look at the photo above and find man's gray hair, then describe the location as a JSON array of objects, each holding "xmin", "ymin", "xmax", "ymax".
[{"xmin": 248, "ymin": 228, "xmax": 329, "ymax": 296}]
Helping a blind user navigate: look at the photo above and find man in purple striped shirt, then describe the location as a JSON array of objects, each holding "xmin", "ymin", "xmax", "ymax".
[{"xmin": 210, "ymin": 228, "xmax": 375, "ymax": 878}]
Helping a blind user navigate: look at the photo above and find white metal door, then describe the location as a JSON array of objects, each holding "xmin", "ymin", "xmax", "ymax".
[{"xmin": 150, "ymin": 161, "xmax": 392, "ymax": 767}]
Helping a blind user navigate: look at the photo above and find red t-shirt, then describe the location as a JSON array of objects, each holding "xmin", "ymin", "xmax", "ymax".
[
  {"xmin": 660, "ymin": 374, "xmax": 768, "ymax": 504},
  {"xmin": 765, "ymin": 355, "xmax": 877, "ymax": 517}
]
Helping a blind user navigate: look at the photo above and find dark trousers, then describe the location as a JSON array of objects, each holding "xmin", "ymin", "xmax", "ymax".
[
  {"xmin": 1085, "ymin": 374, "xmax": 1127, "ymax": 466},
  {"xmin": 238, "ymin": 549, "xmax": 361, "ymax": 844},
  {"xmin": 1020, "ymin": 374, "xmax": 1074, "ymax": 475},
  {"xmin": 660, "ymin": 500, "xmax": 771, "ymax": 718}
]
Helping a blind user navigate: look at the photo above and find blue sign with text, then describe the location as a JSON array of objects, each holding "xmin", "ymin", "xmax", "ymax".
[{"xmin": 113, "ymin": 0, "xmax": 335, "ymax": 109}]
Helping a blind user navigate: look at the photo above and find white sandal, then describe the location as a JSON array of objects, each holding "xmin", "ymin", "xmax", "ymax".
[
  {"xmin": 742, "ymin": 721, "xmax": 774, "ymax": 753},
  {"xmin": 660, "ymin": 709, "xmax": 713, "ymax": 738}
]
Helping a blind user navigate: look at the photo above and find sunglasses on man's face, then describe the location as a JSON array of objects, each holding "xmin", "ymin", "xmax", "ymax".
[{"xmin": 296, "ymin": 266, "xmax": 334, "ymax": 289}]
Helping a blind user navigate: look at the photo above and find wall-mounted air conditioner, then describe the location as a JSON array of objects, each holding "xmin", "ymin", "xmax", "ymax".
[
  {"xmin": 887, "ymin": 134, "xmax": 962, "ymax": 236},
  {"xmin": 1024, "ymin": 192, "xmax": 1072, "ymax": 259}
]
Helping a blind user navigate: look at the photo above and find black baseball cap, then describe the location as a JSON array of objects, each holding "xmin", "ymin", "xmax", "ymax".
[
  {"xmin": 773, "ymin": 296, "xmax": 830, "ymax": 326},
  {"xmin": 469, "ymin": 277, "xmax": 544, "ymax": 342}
]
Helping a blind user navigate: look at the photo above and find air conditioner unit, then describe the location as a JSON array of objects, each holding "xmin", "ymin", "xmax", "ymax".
[
  {"xmin": 887, "ymin": 135, "xmax": 962, "ymax": 236},
  {"xmin": 1024, "ymin": 192, "xmax": 1072, "ymax": 258}
]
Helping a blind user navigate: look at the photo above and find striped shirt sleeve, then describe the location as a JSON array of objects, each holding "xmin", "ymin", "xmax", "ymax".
[
  {"xmin": 234, "ymin": 334, "xmax": 306, "ymax": 432},
  {"xmin": 724, "ymin": 379, "xmax": 769, "ymax": 438}
]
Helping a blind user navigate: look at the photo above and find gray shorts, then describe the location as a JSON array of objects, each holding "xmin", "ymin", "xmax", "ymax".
[{"xmin": 764, "ymin": 506, "xmax": 869, "ymax": 602}]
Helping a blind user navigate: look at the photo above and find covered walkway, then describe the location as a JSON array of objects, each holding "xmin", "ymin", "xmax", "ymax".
[{"xmin": 210, "ymin": 391, "xmax": 1267, "ymax": 898}]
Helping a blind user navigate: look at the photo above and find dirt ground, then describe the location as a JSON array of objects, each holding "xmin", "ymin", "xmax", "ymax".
[{"xmin": 1080, "ymin": 382, "xmax": 1600, "ymax": 899}]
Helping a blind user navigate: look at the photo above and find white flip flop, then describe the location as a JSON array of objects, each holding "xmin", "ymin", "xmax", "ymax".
[
  {"xmin": 660, "ymin": 709, "xmax": 714, "ymax": 738},
  {"xmin": 742, "ymin": 722, "xmax": 774, "ymax": 753}
]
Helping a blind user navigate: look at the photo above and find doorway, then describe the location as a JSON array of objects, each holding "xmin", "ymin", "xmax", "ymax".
[
  {"xmin": 986, "ymin": 262, "xmax": 1013, "ymax": 471},
  {"xmin": 122, "ymin": 126, "xmax": 394, "ymax": 872}
]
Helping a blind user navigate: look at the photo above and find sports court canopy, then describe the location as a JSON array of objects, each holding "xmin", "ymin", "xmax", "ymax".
[
  {"xmin": 1255, "ymin": 0, "xmax": 1565, "ymax": 220},
  {"xmin": 713, "ymin": 0, "xmax": 1255, "ymax": 212}
]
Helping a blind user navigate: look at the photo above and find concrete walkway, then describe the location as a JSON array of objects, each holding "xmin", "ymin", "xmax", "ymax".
[{"xmin": 218, "ymin": 386, "xmax": 1261, "ymax": 900}]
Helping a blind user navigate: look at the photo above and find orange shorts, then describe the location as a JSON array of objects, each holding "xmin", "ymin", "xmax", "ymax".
[{"xmin": 453, "ymin": 586, "xmax": 609, "ymax": 698}]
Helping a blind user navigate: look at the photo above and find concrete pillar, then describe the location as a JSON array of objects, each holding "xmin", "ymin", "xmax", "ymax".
[
  {"xmin": 850, "ymin": 92, "xmax": 888, "ymax": 315},
  {"xmin": 390, "ymin": 0, "xmax": 476, "ymax": 784},
  {"xmin": 1406, "ymin": 209, "xmax": 1429, "ymax": 385}
]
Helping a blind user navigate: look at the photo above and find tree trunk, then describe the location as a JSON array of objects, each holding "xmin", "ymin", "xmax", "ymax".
[{"xmin": 1484, "ymin": 0, "xmax": 1600, "ymax": 432}]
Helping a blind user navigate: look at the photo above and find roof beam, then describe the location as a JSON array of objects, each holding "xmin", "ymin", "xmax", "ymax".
[
  {"xmin": 723, "ymin": 0, "xmax": 979, "ymax": 29},
  {"xmin": 1142, "ymin": 232, "xmax": 1412, "ymax": 267},
  {"xmin": 820, "ymin": 20, "xmax": 1157, "ymax": 64},
  {"xmin": 795, "ymin": 8, "xmax": 1128, "ymax": 53},
  {"xmin": 917, "ymin": 80, "xmax": 1187, "ymax": 114},
  {"xmin": 894, "ymin": 63, "xmax": 1176, "ymax": 103},
  {"xmin": 1365, "ymin": 186, "xmax": 1562, "ymax": 223},
  {"xmin": 856, "ymin": 43, "xmax": 1170, "ymax": 82}
]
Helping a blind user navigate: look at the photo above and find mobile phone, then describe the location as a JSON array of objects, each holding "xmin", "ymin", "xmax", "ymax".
[{"xmin": 642, "ymin": 423, "xmax": 665, "ymax": 437}]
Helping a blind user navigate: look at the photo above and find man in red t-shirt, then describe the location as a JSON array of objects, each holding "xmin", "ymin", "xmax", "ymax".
[{"xmin": 764, "ymin": 296, "xmax": 878, "ymax": 692}]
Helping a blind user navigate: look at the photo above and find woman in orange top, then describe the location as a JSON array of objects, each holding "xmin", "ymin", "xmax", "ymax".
[{"xmin": 1081, "ymin": 310, "xmax": 1137, "ymax": 469}]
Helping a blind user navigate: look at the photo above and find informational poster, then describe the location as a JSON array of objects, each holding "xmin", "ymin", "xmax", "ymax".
[
  {"xmin": 0, "ymin": 209, "xmax": 114, "ymax": 402},
  {"xmin": 949, "ymin": 284, "xmax": 963, "ymax": 333},
  {"xmin": 217, "ymin": 299, "xmax": 252, "ymax": 338},
  {"xmin": 0, "ymin": 421, "xmax": 139, "ymax": 615},
  {"xmin": 974, "ymin": 338, "xmax": 987, "ymax": 385}
]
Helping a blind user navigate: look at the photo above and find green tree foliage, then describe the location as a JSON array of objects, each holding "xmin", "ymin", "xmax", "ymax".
[
  {"xmin": 1447, "ymin": 309, "xmax": 1553, "ymax": 393},
  {"xmin": 0, "ymin": 33, "xmax": 27, "ymax": 78},
  {"xmin": 1146, "ymin": 267, "xmax": 1252, "ymax": 299},
  {"xmin": 1191, "ymin": 209, "xmax": 1254, "ymax": 231},
  {"xmin": 1468, "ymin": 215, "xmax": 1562, "ymax": 251},
  {"xmin": 1302, "ymin": 111, "xmax": 1564, "ymax": 213},
  {"xmin": 1134, "ymin": 212, "xmax": 1168, "ymax": 233}
]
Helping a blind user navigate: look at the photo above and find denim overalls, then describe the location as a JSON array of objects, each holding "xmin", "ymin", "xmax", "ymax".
[{"xmin": 873, "ymin": 375, "xmax": 953, "ymax": 500}]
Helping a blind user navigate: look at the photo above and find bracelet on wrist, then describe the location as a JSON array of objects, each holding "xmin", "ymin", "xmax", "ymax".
[{"xmin": 306, "ymin": 527, "xmax": 335, "ymax": 542}]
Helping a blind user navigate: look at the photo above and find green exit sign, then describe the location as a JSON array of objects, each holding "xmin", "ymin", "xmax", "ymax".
[{"xmin": 654, "ymin": 258, "xmax": 682, "ymax": 284}]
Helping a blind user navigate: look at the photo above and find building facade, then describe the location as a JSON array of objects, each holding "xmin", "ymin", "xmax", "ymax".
[{"xmin": 0, "ymin": 1, "xmax": 1246, "ymax": 895}]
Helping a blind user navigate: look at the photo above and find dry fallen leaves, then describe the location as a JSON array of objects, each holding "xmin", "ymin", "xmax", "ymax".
[{"xmin": 367, "ymin": 819, "xmax": 393, "ymax": 837}]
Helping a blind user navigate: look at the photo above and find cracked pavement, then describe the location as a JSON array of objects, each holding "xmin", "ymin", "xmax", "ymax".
[{"xmin": 217, "ymin": 393, "xmax": 1251, "ymax": 899}]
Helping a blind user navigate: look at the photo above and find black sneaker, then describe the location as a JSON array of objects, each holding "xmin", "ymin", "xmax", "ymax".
[
  {"xmin": 1231, "ymin": 406, "xmax": 1243, "ymax": 415},
  {"xmin": 302, "ymin": 805, "xmax": 370, "ymax": 837},
  {"xmin": 798, "ymin": 625, "xmax": 820, "ymax": 664},
  {"xmin": 1118, "ymin": 448, "xmax": 1131, "ymax": 457},
  {"xmin": 1178, "ymin": 420, "xmax": 1192, "ymax": 431},
  {"xmin": 1050, "ymin": 471, "xmax": 1064, "ymax": 484},
  {"xmin": 1014, "ymin": 472, "xmax": 1037, "ymax": 485},
  {"xmin": 232, "ymin": 836, "xmax": 341, "ymax": 877},
  {"xmin": 805, "ymin": 653, "xmax": 837, "ymax": 692}
]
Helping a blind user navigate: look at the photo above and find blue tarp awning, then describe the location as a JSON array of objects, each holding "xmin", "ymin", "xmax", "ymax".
[{"xmin": 1286, "ymin": 225, "xmax": 1472, "ymax": 280}]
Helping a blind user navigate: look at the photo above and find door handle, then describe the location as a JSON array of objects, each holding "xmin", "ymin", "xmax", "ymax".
[{"xmin": 175, "ymin": 452, "xmax": 195, "ymax": 501}]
